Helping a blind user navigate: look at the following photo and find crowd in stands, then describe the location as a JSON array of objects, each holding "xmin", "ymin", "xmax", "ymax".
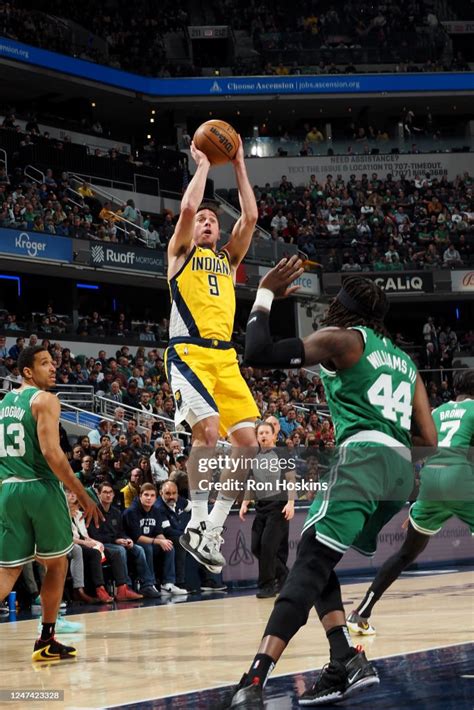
[
  {"xmin": 1, "ymin": 147, "xmax": 472, "ymax": 274},
  {"xmin": 241, "ymin": 171, "xmax": 474, "ymax": 271},
  {"xmin": 0, "ymin": 158, "xmax": 176, "ymax": 247},
  {"xmin": 1, "ymin": 0, "xmax": 468, "ymax": 77},
  {"xmin": 0, "ymin": 308, "xmax": 171, "ymax": 343},
  {"xmin": 0, "ymin": 0, "xmax": 189, "ymax": 77}
]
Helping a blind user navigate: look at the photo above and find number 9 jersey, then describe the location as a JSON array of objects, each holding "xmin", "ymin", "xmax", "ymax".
[
  {"xmin": 0, "ymin": 387, "xmax": 56, "ymax": 481},
  {"xmin": 319, "ymin": 326, "xmax": 418, "ymax": 448},
  {"xmin": 169, "ymin": 246, "xmax": 235, "ymax": 342}
]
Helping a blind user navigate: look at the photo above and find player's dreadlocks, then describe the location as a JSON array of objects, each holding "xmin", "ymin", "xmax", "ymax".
[
  {"xmin": 321, "ymin": 276, "xmax": 391, "ymax": 340},
  {"xmin": 454, "ymin": 369, "xmax": 474, "ymax": 397}
]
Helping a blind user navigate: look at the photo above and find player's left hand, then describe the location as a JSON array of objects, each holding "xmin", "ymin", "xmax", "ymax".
[
  {"xmin": 231, "ymin": 136, "xmax": 245, "ymax": 165},
  {"xmin": 259, "ymin": 255, "xmax": 304, "ymax": 298}
]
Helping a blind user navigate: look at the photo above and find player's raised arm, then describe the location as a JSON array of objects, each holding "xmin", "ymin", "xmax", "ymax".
[
  {"xmin": 244, "ymin": 256, "xmax": 364, "ymax": 370},
  {"xmin": 167, "ymin": 143, "xmax": 211, "ymax": 269},
  {"xmin": 223, "ymin": 137, "xmax": 258, "ymax": 268}
]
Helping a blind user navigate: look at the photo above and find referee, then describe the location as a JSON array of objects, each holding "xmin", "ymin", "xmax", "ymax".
[{"xmin": 240, "ymin": 422, "xmax": 295, "ymax": 598}]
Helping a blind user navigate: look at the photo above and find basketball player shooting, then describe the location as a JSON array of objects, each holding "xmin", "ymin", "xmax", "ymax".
[{"xmin": 165, "ymin": 134, "xmax": 260, "ymax": 572}]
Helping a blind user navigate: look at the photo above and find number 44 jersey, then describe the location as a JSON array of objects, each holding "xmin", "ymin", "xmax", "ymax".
[
  {"xmin": 0, "ymin": 387, "xmax": 56, "ymax": 481},
  {"xmin": 320, "ymin": 326, "xmax": 417, "ymax": 448}
]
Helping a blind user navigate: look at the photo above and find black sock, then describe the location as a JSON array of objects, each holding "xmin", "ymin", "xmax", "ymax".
[
  {"xmin": 326, "ymin": 625, "xmax": 354, "ymax": 662},
  {"xmin": 356, "ymin": 588, "xmax": 376, "ymax": 618},
  {"xmin": 245, "ymin": 653, "xmax": 275, "ymax": 687},
  {"xmin": 40, "ymin": 622, "xmax": 55, "ymax": 641}
]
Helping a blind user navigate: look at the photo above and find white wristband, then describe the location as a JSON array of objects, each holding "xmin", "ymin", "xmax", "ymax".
[{"xmin": 253, "ymin": 288, "xmax": 274, "ymax": 311}]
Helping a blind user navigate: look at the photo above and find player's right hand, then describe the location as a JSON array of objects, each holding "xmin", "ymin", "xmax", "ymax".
[
  {"xmin": 81, "ymin": 496, "xmax": 104, "ymax": 528},
  {"xmin": 190, "ymin": 141, "xmax": 210, "ymax": 167},
  {"xmin": 259, "ymin": 255, "xmax": 304, "ymax": 299},
  {"xmin": 239, "ymin": 502, "xmax": 248, "ymax": 521}
]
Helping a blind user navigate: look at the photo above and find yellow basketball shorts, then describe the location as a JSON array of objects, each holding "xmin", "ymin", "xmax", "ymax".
[{"xmin": 165, "ymin": 342, "xmax": 259, "ymax": 437}]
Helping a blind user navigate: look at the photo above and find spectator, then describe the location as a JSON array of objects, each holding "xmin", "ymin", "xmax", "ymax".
[
  {"xmin": 87, "ymin": 482, "xmax": 145, "ymax": 601},
  {"xmin": 122, "ymin": 483, "xmax": 187, "ymax": 595},
  {"xmin": 279, "ymin": 408, "xmax": 298, "ymax": 438},
  {"xmin": 443, "ymin": 243, "xmax": 463, "ymax": 268},
  {"xmin": 150, "ymin": 446, "xmax": 171, "ymax": 485},
  {"xmin": 66, "ymin": 489, "xmax": 113, "ymax": 604},
  {"xmin": 155, "ymin": 480, "xmax": 192, "ymax": 589},
  {"xmin": 87, "ymin": 420, "xmax": 112, "ymax": 452}
]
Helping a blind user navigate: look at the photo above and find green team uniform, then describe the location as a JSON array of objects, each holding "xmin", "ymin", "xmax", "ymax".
[
  {"xmin": 303, "ymin": 326, "xmax": 417, "ymax": 555},
  {"xmin": 0, "ymin": 387, "xmax": 73, "ymax": 567},
  {"xmin": 410, "ymin": 399, "xmax": 474, "ymax": 535}
]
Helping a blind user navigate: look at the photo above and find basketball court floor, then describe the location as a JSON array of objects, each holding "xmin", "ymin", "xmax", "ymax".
[{"xmin": 0, "ymin": 569, "xmax": 472, "ymax": 709}]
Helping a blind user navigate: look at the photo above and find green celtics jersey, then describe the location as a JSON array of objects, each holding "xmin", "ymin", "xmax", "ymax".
[
  {"xmin": 427, "ymin": 398, "xmax": 474, "ymax": 466},
  {"xmin": 0, "ymin": 387, "xmax": 57, "ymax": 482},
  {"xmin": 320, "ymin": 326, "xmax": 417, "ymax": 447}
]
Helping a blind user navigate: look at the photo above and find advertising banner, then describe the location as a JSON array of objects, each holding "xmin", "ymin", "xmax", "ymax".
[
  {"xmin": 1, "ymin": 37, "xmax": 473, "ymax": 96},
  {"xmin": 89, "ymin": 242, "xmax": 165, "ymax": 273},
  {"xmin": 0, "ymin": 228, "xmax": 73, "ymax": 262},
  {"xmin": 222, "ymin": 507, "xmax": 473, "ymax": 582},
  {"xmin": 353, "ymin": 272, "xmax": 434, "ymax": 294},
  {"xmin": 451, "ymin": 270, "xmax": 474, "ymax": 292}
]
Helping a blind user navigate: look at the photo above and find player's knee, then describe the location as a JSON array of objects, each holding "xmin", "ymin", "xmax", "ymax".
[
  {"xmin": 265, "ymin": 597, "xmax": 311, "ymax": 641},
  {"xmin": 192, "ymin": 420, "xmax": 219, "ymax": 447},
  {"xmin": 42, "ymin": 555, "xmax": 68, "ymax": 574}
]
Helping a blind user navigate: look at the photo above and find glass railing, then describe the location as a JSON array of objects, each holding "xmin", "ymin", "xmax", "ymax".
[{"xmin": 243, "ymin": 136, "xmax": 474, "ymax": 158}]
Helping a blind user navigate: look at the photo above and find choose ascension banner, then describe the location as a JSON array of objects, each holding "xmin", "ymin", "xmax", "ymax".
[{"xmin": 1, "ymin": 36, "xmax": 473, "ymax": 96}]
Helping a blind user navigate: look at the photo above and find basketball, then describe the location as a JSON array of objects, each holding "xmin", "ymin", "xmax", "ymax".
[{"xmin": 193, "ymin": 120, "xmax": 239, "ymax": 165}]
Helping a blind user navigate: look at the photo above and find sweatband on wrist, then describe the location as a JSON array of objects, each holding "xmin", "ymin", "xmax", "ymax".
[{"xmin": 254, "ymin": 288, "xmax": 275, "ymax": 311}]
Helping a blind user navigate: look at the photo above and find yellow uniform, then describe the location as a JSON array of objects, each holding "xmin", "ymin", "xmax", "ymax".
[{"xmin": 165, "ymin": 245, "xmax": 259, "ymax": 436}]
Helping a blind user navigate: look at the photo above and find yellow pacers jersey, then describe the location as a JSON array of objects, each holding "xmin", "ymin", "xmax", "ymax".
[{"xmin": 169, "ymin": 246, "xmax": 235, "ymax": 341}]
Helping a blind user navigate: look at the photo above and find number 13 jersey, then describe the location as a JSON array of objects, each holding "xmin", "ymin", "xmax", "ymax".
[
  {"xmin": 0, "ymin": 387, "xmax": 56, "ymax": 481},
  {"xmin": 169, "ymin": 246, "xmax": 235, "ymax": 342},
  {"xmin": 320, "ymin": 326, "xmax": 417, "ymax": 447}
]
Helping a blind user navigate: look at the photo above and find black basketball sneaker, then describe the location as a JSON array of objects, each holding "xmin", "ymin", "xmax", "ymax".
[
  {"xmin": 32, "ymin": 637, "xmax": 77, "ymax": 662},
  {"xmin": 298, "ymin": 648, "xmax": 379, "ymax": 705},
  {"xmin": 227, "ymin": 675, "xmax": 264, "ymax": 709}
]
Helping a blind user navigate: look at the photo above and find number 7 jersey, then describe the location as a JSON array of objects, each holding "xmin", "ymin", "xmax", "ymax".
[
  {"xmin": 169, "ymin": 246, "xmax": 235, "ymax": 342},
  {"xmin": 0, "ymin": 387, "xmax": 56, "ymax": 481},
  {"xmin": 320, "ymin": 326, "xmax": 417, "ymax": 447}
]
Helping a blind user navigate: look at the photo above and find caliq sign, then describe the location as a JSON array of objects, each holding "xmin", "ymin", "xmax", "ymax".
[
  {"xmin": 451, "ymin": 270, "xmax": 474, "ymax": 292},
  {"xmin": 369, "ymin": 272, "xmax": 433, "ymax": 293}
]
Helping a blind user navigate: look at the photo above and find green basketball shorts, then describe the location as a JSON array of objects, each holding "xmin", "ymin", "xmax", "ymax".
[
  {"xmin": 302, "ymin": 438, "xmax": 414, "ymax": 555},
  {"xmin": 0, "ymin": 479, "xmax": 74, "ymax": 567},
  {"xmin": 410, "ymin": 462, "xmax": 474, "ymax": 535}
]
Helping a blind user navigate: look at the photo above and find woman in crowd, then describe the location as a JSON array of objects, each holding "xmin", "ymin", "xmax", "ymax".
[
  {"xmin": 66, "ymin": 490, "xmax": 114, "ymax": 604},
  {"xmin": 76, "ymin": 434, "xmax": 94, "ymax": 459},
  {"xmin": 94, "ymin": 446, "xmax": 114, "ymax": 478},
  {"xmin": 137, "ymin": 455, "xmax": 154, "ymax": 485},
  {"xmin": 70, "ymin": 445, "xmax": 85, "ymax": 473}
]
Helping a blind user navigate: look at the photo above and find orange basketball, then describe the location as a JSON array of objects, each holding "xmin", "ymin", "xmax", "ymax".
[{"xmin": 193, "ymin": 120, "xmax": 239, "ymax": 165}]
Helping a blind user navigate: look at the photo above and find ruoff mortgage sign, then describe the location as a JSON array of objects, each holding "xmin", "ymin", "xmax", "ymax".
[{"xmin": 89, "ymin": 243, "xmax": 164, "ymax": 273}]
